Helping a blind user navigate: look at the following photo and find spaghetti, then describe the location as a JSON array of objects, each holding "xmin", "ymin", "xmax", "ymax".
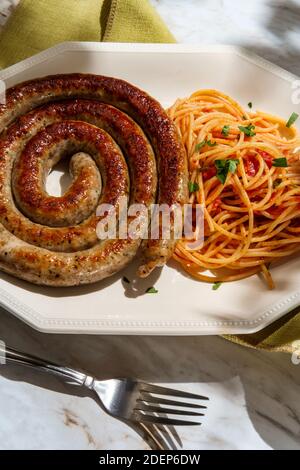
[{"xmin": 168, "ymin": 89, "xmax": 300, "ymax": 289}]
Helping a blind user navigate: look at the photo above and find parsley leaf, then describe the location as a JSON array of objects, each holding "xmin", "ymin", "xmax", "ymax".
[
  {"xmin": 188, "ymin": 181, "xmax": 199, "ymax": 193},
  {"xmin": 238, "ymin": 124, "xmax": 256, "ymax": 137},
  {"xmin": 146, "ymin": 287, "xmax": 158, "ymax": 294},
  {"xmin": 195, "ymin": 141, "xmax": 206, "ymax": 152},
  {"xmin": 221, "ymin": 125, "xmax": 230, "ymax": 137},
  {"xmin": 272, "ymin": 157, "xmax": 288, "ymax": 168},
  {"xmin": 195, "ymin": 139, "xmax": 216, "ymax": 152},
  {"xmin": 248, "ymin": 102, "xmax": 253, "ymax": 109},
  {"xmin": 214, "ymin": 159, "xmax": 239, "ymax": 184},
  {"xmin": 228, "ymin": 160, "xmax": 239, "ymax": 174},
  {"xmin": 212, "ymin": 282, "xmax": 222, "ymax": 290},
  {"xmin": 286, "ymin": 112, "xmax": 299, "ymax": 128}
]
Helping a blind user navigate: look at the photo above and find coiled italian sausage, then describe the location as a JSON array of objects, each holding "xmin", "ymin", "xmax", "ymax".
[{"xmin": 0, "ymin": 74, "xmax": 187, "ymax": 286}]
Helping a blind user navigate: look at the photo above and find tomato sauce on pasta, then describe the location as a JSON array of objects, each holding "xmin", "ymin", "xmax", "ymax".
[{"xmin": 168, "ymin": 89, "xmax": 300, "ymax": 289}]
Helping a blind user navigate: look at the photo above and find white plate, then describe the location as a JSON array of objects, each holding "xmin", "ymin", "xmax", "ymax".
[{"xmin": 0, "ymin": 42, "xmax": 299, "ymax": 335}]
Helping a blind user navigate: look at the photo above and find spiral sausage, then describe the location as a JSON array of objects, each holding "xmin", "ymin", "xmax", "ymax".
[{"xmin": 0, "ymin": 74, "xmax": 187, "ymax": 286}]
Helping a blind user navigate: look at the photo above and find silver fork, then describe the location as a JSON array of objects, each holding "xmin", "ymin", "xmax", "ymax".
[{"xmin": 0, "ymin": 346, "xmax": 208, "ymax": 426}]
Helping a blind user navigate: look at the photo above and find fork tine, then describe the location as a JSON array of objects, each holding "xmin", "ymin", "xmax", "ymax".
[
  {"xmin": 134, "ymin": 403, "xmax": 204, "ymax": 416},
  {"xmin": 140, "ymin": 383, "xmax": 209, "ymax": 400},
  {"xmin": 138, "ymin": 396, "xmax": 207, "ymax": 409},
  {"xmin": 135, "ymin": 414, "xmax": 201, "ymax": 426}
]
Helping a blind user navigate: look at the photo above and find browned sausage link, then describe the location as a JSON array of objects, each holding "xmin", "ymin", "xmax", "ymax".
[
  {"xmin": 1, "ymin": 75, "xmax": 187, "ymax": 244},
  {"xmin": 0, "ymin": 101, "xmax": 156, "ymax": 252},
  {"xmin": 13, "ymin": 125, "xmax": 102, "ymax": 227},
  {"xmin": 0, "ymin": 74, "xmax": 186, "ymax": 203},
  {"xmin": 1, "ymin": 120, "xmax": 129, "ymax": 252},
  {"xmin": 0, "ymin": 75, "xmax": 187, "ymax": 286}
]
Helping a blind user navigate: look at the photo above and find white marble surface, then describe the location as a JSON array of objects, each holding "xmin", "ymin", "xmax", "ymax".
[
  {"xmin": 0, "ymin": 0, "xmax": 300, "ymax": 450},
  {"xmin": 151, "ymin": 0, "xmax": 300, "ymax": 76}
]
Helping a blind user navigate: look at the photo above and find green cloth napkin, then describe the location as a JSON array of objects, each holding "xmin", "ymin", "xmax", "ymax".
[
  {"xmin": 0, "ymin": 0, "xmax": 299, "ymax": 354},
  {"xmin": 0, "ymin": 0, "xmax": 175, "ymax": 67}
]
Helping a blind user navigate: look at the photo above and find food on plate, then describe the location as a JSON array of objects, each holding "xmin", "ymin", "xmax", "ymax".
[
  {"xmin": 0, "ymin": 74, "xmax": 187, "ymax": 286},
  {"xmin": 168, "ymin": 89, "xmax": 300, "ymax": 288}
]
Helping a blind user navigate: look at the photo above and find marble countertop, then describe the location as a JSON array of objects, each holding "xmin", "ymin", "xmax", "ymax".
[{"xmin": 0, "ymin": 0, "xmax": 300, "ymax": 450}]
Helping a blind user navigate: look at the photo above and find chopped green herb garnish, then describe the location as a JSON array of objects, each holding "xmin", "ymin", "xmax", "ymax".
[
  {"xmin": 238, "ymin": 124, "xmax": 256, "ymax": 137},
  {"xmin": 195, "ymin": 141, "xmax": 206, "ymax": 152},
  {"xmin": 228, "ymin": 160, "xmax": 239, "ymax": 174},
  {"xmin": 273, "ymin": 179, "xmax": 282, "ymax": 189},
  {"xmin": 221, "ymin": 125, "xmax": 230, "ymax": 137},
  {"xmin": 214, "ymin": 159, "xmax": 239, "ymax": 184},
  {"xmin": 123, "ymin": 276, "xmax": 130, "ymax": 284},
  {"xmin": 248, "ymin": 102, "xmax": 253, "ymax": 109},
  {"xmin": 195, "ymin": 139, "xmax": 216, "ymax": 152},
  {"xmin": 272, "ymin": 157, "xmax": 288, "ymax": 168},
  {"xmin": 286, "ymin": 112, "xmax": 299, "ymax": 128},
  {"xmin": 212, "ymin": 282, "xmax": 222, "ymax": 290},
  {"xmin": 146, "ymin": 287, "xmax": 158, "ymax": 294},
  {"xmin": 188, "ymin": 181, "xmax": 199, "ymax": 193}
]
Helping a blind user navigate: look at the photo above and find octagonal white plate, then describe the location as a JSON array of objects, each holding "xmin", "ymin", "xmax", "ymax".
[{"xmin": 0, "ymin": 42, "xmax": 299, "ymax": 334}]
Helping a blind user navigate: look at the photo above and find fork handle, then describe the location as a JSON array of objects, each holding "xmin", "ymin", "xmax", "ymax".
[{"xmin": 0, "ymin": 345, "xmax": 90, "ymax": 386}]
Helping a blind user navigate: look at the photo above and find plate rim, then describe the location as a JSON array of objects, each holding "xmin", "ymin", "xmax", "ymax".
[
  {"xmin": 0, "ymin": 41, "xmax": 298, "ymax": 84},
  {"xmin": 0, "ymin": 283, "xmax": 299, "ymax": 334},
  {"xmin": 0, "ymin": 41, "xmax": 299, "ymax": 334}
]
